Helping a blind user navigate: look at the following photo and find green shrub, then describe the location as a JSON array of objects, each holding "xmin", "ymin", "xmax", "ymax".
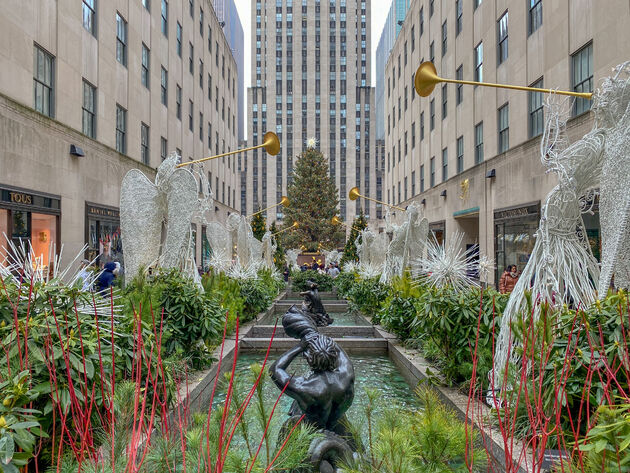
[
  {"xmin": 290, "ymin": 270, "xmax": 334, "ymax": 292},
  {"xmin": 333, "ymin": 271, "xmax": 357, "ymax": 297},
  {"xmin": 409, "ymin": 285, "xmax": 507, "ymax": 387},
  {"xmin": 376, "ymin": 274, "xmax": 420, "ymax": 329},
  {"xmin": 202, "ymin": 271, "xmax": 244, "ymax": 333},
  {"xmin": 346, "ymin": 277, "xmax": 389, "ymax": 317},
  {"xmin": 151, "ymin": 270, "xmax": 224, "ymax": 369}
]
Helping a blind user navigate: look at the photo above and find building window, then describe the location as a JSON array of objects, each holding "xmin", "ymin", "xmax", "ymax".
[
  {"xmin": 199, "ymin": 8, "xmax": 203, "ymax": 35},
  {"xmin": 442, "ymin": 148, "xmax": 448, "ymax": 182},
  {"xmin": 160, "ymin": 67, "xmax": 168, "ymax": 106},
  {"xmin": 176, "ymin": 85, "xmax": 182, "ymax": 119},
  {"xmin": 33, "ymin": 45, "xmax": 54, "ymax": 117},
  {"xmin": 456, "ymin": 0, "xmax": 463, "ymax": 35},
  {"xmin": 189, "ymin": 0, "xmax": 194, "ymax": 18},
  {"xmin": 411, "ymin": 122, "xmax": 416, "ymax": 148},
  {"xmin": 141, "ymin": 123, "xmax": 149, "ymax": 165},
  {"xmin": 412, "ymin": 171, "xmax": 416, "ymax": 196},
  {"xmin": 456, "ymin": 136, "xmax": 463, "ymax": 174},
  {"xmin": 116, "ymin": 13, "xmax": 127, "ymax": 66},
  {"xmin": 429, "ymin": 0, "xmax": 434, "ymax": 17},
  {"xmin": 141, "ymin": 44, "xmax": 150, "ymax": 88},
  {"xmin": 441, "ymin": 84, "xmax": 447, "ymax": 119},
  {"xmin": 430, "ymin": 41, "xmax": 434, "ymax": 63},
  {"xmin": 456, "ymin": 66, "xmax": 463, "ymax": 105},
  {"xmin": 474, "ymin": 42, "xmax": 483, "ymax": 82},
  {"xmin": 430, "ymin": 157, "xmax": 435, "ymax": 187},
  {"xmin": 474, "ymin": 0, "xmax": 482, "ymax": 9},
  {"xmin": 528, "ymin": 0, "xmax": 542, "ymax": 35},
  {"xmin": 411, "ymin": 26, "xmax": 415, "ymax": 51},
  {"xmin": 82, "ymin": 0, "xmax": 96, "ymax": 36},
  {"xmin": 430, "ymin": 99, "xmax": 435, "ymax": 130},
  {"xmin": 161, "ymin": 137, "xmax": 167, "ymax": 161},
  {"xmin": 115, "ymin": 104, "xmax": 126, "ymax": 154},
  {"xmin": 161, "ymin": 0, "xmax": 168, "ymax": 36},
  {"xmin": 529, "ymin": 78, "xmax": 544, "ymax": 138},
  {"xmin": 441, "ymin": 21, "xmax": 447, "ymax": 56},
  {"xmin": 498, "ymin": 104, "xmax": 509, "ymax": 153},
  {"xmin": 188, "ymin": 100, "xmax": 193, "ymax": 131},
  {"xmin": 420, "ymin": 112, "xmax": 425, "ymax": 140},
  {"xmin": 142, "ymin": 0, "xmax": 150, "ymax": 11},
  {"xmin": 189, "ymin": 42, "xmax": 194, "ymax": 74},
  {"xmin": 82, "ymin": 80, "xmax": 96, "ymax": 138},
  {"xmin": 475, "ymin": 122, "xmax": 484, "ymax": 164},
  {"xmin": 420, "ymin": 164, "xmax": 425, "ymax": 192},
  {"xmin": 497, "ymin": 11, "xmax": 508, "ymax": 65},
  {"xmin": 176, "ymin": 22, "xmax": 182, "ymax": 57},
  {"xmin": 572, "ymin": 43, "xmax": 593, "ymax": 116}
]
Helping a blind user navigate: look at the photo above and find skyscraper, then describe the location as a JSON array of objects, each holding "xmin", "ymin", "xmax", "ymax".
[
  {"xmin": 376, "ymin": 0, "xmax": 411, "ymax": 141},
  {"xmin": 213, "ymin": 0, "xmax": 245, "ymax": 141},
  {"xmin": 245, "ymin": 0, "xmax": 377, "ymax": 225}
]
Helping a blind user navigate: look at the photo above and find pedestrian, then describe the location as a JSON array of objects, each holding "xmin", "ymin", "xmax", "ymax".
[
  {"xmin": 77, "ymin": 259, "xmax": 93, "ymax": 291},
  {"xmin": 499, "ymin": 265, "xmax": 519, "ymax": 294},
  {"xmin": 283, "ymin": 265, "xmax": 290, "ymax": 282},
  {"xmin": 96, "ymin": 262, "xmax": 118, "ymax": 295}
]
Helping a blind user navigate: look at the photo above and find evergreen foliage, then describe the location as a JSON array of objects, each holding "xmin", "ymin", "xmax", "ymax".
[
  {"xmin": 340, "ymin": 210, "xmax": 368, "ymax": 265},
  {"xmin": 269, "ymin": 222, "xmax": 286, "ymax": 269},
  {"xmin": 250, "ymin": 208, "xmax": 267, "ymax": 241},
  {"xmin": 282, "ymin": 147, "xmax": 344, "ymax": 251}
]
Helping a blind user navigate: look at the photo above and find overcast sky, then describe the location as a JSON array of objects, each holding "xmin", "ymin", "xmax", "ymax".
[{"xmin": 234, "ymin": 1, "xmax": 391, "ymax": 139}]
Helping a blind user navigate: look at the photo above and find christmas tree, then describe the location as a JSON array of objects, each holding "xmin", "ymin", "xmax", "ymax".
[
  {"xmin": 269, "ymin": 221, "xmax": 286, "ymax": 269},
  {"xmin": 340, "ymin": 210, "xmax": 368, "ymax": 265},
  {"xmin": 250, "ymin": 208, "xmax": 266, "ymax": 241},
  {"xmin": 282, "ymin": 146, "xmax": 344, "ymax": 251}
]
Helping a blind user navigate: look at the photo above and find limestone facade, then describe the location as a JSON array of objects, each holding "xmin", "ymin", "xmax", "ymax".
[
  {"xmin": 384, "ymin": 0, "xmax": 630, "ymax": 285},
  {"xmin": 0, "ymin": 0, "xmax": 240, "ymax": 270}
]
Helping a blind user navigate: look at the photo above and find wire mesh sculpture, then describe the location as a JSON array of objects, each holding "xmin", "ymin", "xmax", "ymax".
[
  {"xmin": 494, "ymin": 64, "xmax": 630, "ymax": 376},
  {"xmin": 381, "ymin": 202, "xmax": 429, "ymax": 283}
]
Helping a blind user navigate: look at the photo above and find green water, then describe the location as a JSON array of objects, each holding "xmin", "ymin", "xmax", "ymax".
[
  {"xmin": 211, "ymin": 352, "xmax": 420, "ymax": 443},
  {"xmin": 260, "ymin": 311, "xmax": 371, "ymax": 327}
]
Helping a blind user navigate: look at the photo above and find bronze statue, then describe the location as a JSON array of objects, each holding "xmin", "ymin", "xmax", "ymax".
[
  {"xmin": 300, "ymin": 281, "xmax": 333, "ymax": 327},
  {"xmin": 270, "ymin": 305, "xmax": 356, "ymax": 472}
]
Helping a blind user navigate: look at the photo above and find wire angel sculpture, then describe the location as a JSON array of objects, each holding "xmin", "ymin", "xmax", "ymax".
[
  {"xmin": 380, "ymin": 203, "xmax": 429, "ymax": 284},
  {"xmin": 120, "ymin": 152, "xmax": 209, "ymax": 284},
  {"xmin": 492, "ymin": 80, "xmax": 625, "ymax": 375},
  {"xmin": 355, "ymin": 228, "xmax": 388, "ymax": 279},
  {"xmin": 286, "ymin": 249, "xmax": 301, "ymax": 272}
]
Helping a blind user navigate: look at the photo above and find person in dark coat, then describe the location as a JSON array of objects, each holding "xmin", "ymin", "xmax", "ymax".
[{"xmin": 96, "ymin": 262, "xmax": 117, "ymax": 294}]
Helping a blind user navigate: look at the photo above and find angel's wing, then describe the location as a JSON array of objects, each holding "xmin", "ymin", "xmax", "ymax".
[
  {"xmin": 161, "ymin": 168, "xmax": 198, "ymax": 269},
  {"xmin": 120, "ymin": 169, "xmax": 162, "ymax": 283}
]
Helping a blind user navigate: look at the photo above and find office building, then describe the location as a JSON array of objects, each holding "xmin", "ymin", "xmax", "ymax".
[
  {"xmin": 245, "ymin": 0, "xmax": 378, "ymax": 225},
  {"xmin": 384, "ymin": 0, "xmax": 630, "ymax": 285},
  {"xmin": 0, "ymin": 0, "xmax": 240, "ymax": 269}
]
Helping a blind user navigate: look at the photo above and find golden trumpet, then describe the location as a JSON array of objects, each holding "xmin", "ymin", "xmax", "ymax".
[
  {"xmin": 348, "ymin": 186, "xmax": 406, "ymax": 212},
  {"xmin": 331, "ymin": 216, "xmax": 363, "ymax": 233},
  {"xmin": 272, "ymin": 221, "xmax": 298, "ymax": 236},
  {"xmin": 177, "ymin": 131, "xmax": 280, "ymax": 168},
  {"xmin": 247, "ymin": 196, "xmax": 290, "ymax": 218},
  {"xmin": 414, "ymin": 61, "xmax": 593, "ymax": 100}
]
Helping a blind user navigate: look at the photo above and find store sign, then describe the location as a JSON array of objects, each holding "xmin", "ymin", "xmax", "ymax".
[
  {"xmin": 87, "ymin": 205, "xmax": 120, "ymax": 220},
  {"xmin": 494, "ymin": 204, "xmax": 539, "ymax": 221},
  {"xmin": 2, "ymin": 190, "xmax": 33, "ymax": 205},
  {"xmin": 8, "ymin": 191, "xmax": 33, "ymax": 205}
]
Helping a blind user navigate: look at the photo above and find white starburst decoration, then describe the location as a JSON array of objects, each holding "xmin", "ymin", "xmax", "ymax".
[
  {"xmin": 412, "ymin": 232, "xmax": 478, "ymax": 292},
  {"xmin": 305, "ymin": 137, "xmax": 319, "ymax": 149}
]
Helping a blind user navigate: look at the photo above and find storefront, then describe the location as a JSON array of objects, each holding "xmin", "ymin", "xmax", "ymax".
[
  {"xmin": 85, "ymin": 203, "xmax": 122, "ymax": 267},
  {"xmin": 494, "ymin": 202, "xmax": 540, "ymax": 285},
  {"xmin": 429, "ymin": 221, "xmax": 445, "ymax": 245},
  {"xmin": 0, "ymin": 184, "xmax": 61, "ymax": 272}
]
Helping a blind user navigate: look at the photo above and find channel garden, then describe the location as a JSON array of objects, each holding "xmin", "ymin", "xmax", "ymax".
[{"xmin": 1, "ymin": 68, "xmax": 629, "ymax": 472}]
